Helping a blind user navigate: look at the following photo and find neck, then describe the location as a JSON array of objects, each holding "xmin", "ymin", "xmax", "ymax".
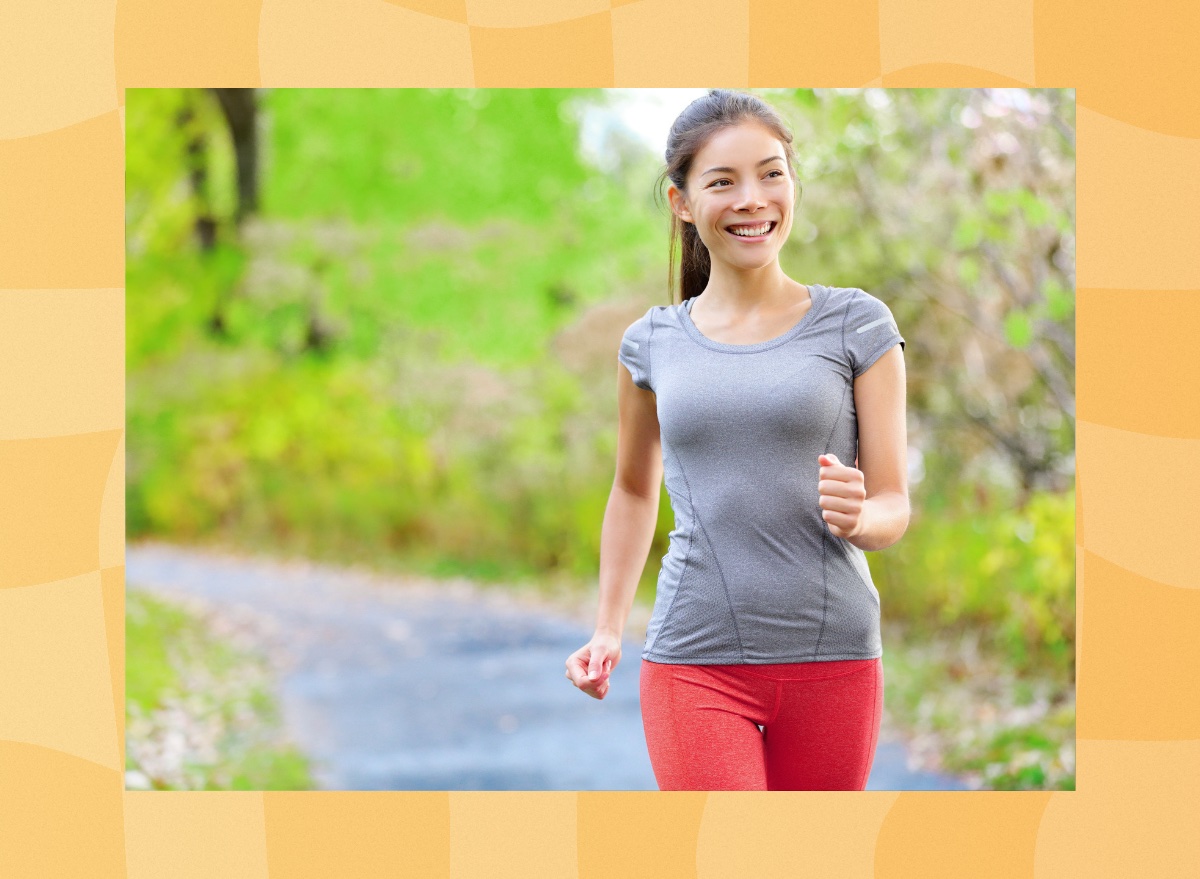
[{"xmin": 698, "ymin": 260, "xmax": 802, "ymax": 311}]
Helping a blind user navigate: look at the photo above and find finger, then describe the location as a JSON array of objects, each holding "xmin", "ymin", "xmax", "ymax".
[
  {"xmin": 818, "ymin": 454, "xmax": 844, "ymax": 480},
  {"xmin": 588, "ymin": 648, "xmax": 607, "ymax": 681},
  {"xmin": 567, "ymin": 652, "xmax": 591, "ymax": 684},
  {"xmin": 820, "ymin": 477, "xmax": 865, "ymax": 496},
  {"xmin": 818, "ymin": 479, "xmax": 851, "ymax": 499},
  {"xmin": 818, "ymin": 494, "xmax": 858, "ymax": 513},
  {"xmin": 819, "ymin": 462, "xmax": 856, "ymax": 483},
  {"xmin": 580, "ymin": 675, "xmax": 604, "ymax": 698},
  {"xmin": 821, "ymin": 509, "xmax": 856, "ymax": 531}
]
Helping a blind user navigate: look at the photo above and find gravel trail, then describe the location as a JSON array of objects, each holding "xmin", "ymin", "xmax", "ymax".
[{"xmin": 126, "ymin": 540, "xmax": 969, "ymax": 791}]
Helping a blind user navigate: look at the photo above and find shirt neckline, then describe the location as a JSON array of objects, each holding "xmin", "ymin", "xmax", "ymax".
[{"xmin": 679, "ymin": 283, "xmax": 826, "ymax": 353}]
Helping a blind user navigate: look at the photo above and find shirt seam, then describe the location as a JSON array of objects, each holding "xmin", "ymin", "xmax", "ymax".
[
  {"xmin": 645, "ymin": 307, "xmax": 657, "ymax": 390},
  {"xmin": 812, "ymin": 382, "xmax": 850, "ymax": 659},
  {"xmin": 833, "ymin": 529, "xmax": 882, "ymax": 610},
  {"xmin": 640, "ymin": 649, "xmax": 883, "ymax": 663},
  {"xmin": 667, "ymin": 446, "xmax": 746, "ymax": 662},
  {"xmin": 840, "ymin": 288, "xmax": 858, "ymax": 373},
  {"xmin": 852, "ymin": 334, "xmax": 904, "ymax": 379},
  {"xmin": 643, "ymin": 442, "xmax": 693, "ymax": 657},
  {"xmin": 677, "ymin": 284, "xmax": 826, "ymax": 356}
]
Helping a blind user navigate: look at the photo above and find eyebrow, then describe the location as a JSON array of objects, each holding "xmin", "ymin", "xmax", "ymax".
[{"xmin": 700, "ymin": 156, "xmax": 786, "ymax": 176}]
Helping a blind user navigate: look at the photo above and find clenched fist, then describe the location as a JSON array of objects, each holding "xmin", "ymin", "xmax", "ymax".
[{"xmin": 817, "ymin": 453, "xmax": 867, "ymax": 540}]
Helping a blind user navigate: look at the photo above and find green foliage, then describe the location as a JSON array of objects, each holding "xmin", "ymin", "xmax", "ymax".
[
  {"xmin": 125, "ymin": 587, "xmax": 192, "ymax": 710},
  {"xmin": 125, "ymin": 589, "xmax": 317, "ymax": 790},
  {"xmin": 127, "ymin": 86, "xmax": 1075, "ymax": 680},
  {"xmin": 266, "ymin": 89, "xmax": 591, "ymax": 224},
  {"xmin": 882, "ymin": 479, "xmax": 1075, "ymax": 677},
  {"xmin": 880, "ymin": 619, "xmax": 1075, "ymax": 790},
  {"xmin": 129, "ymin": 350, "xmax": 436, "ymax": 551},
  {"xmin": 126, "ymin": 88, "xmax": 239, "ymax": 254},
  {"xmin": 1004, "ymin": 308, "xmax": 1032, "ymax": 348},
  {"xmin": 126, "ymin": 88, "xmax": 1077, "ymax": 790}
]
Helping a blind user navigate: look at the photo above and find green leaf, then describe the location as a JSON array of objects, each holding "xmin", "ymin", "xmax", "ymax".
[
  {"xmin": 984, "ymin": 218, "xmax": 1011, "ymax": 244},
  {"xmin": 953, "ymin": 215, "xmax": 984, "ymax": 249},
  {"xmin": 984, "ymin": 190, "xmax": 1014, "ymax": 217},
  {"xmin": 1004, "ymin": 309, "xmax": 1033, "ymax": 348},
  {"xmin": 1042, "ymin": 277, "xmax": 1074, "ymax": 321},
  {"xmin": 957, "ymin": 255, "xmax": 982, "ymax": 286},
  {"xmin": 1017, "ymin": 190, "xmax": 1051, "ymax": 227}
]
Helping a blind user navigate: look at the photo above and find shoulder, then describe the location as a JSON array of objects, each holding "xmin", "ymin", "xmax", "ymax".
[
  {"xmin": 620, "ymin": 303, "xmax": 677, "ymax": 343},
  {"xmin": 823, "ymin": 285, "xmax": 896, "ymax": 322},
  {"xmin": 829, "ymin": 287, "xmax": 904, "ymax": 377},
  {"xmin": 619, "ymin": 304, "xmax": 675, "ymax": 392}
]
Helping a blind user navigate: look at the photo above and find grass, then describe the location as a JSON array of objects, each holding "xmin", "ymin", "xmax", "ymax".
[
  {"xmin": 879, "ymin": 620, "xmax": 1076, "ymax": 790},
  {"xmin": 125, "ymin": 588, "xmax": 318, "ymax": 791}
]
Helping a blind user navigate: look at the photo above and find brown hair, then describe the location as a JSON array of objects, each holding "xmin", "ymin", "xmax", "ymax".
[{"xmin": 654, "ymin": 89, "xmax": 802, "ymax": 303}]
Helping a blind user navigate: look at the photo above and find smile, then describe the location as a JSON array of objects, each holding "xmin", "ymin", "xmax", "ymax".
[{"xmin": 725, "ymin": 221, "xmax": 776, "ymax": 241}]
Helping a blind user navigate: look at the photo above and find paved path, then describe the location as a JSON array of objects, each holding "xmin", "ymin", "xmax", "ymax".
[{"xmin": 126, "ymin": 541, "xmax": 969, "ymax": 791}]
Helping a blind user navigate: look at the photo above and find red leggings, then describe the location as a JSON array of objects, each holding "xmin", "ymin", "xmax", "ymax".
[{"xmin": 639, "ymin": 657, "xmax": 883, "ymax": 791}]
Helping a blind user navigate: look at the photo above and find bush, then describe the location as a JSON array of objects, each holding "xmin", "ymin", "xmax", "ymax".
[{"xmin": 881, "ymin": 483, "xmax": 1074, "ymax": 677}]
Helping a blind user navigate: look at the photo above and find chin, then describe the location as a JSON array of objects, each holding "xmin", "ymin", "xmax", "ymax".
[{"xmin": 727, "ymin": 253, "xmax": 779, "ymax": 269}]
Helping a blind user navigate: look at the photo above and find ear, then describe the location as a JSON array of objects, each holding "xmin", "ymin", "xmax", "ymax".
[{"xmin": 667, "ymin": 184, "xmax": 694, "ymax": 225}]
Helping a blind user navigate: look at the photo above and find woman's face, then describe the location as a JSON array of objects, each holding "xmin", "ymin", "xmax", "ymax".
[{"xmin": 669, "ymin": 122, "xmax": 796, "ymax": 273}]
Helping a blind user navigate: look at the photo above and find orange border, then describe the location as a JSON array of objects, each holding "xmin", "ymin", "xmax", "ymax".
[{"xmin": 2, "ymin": 0, "xmax": 1198, "ymax": 875}]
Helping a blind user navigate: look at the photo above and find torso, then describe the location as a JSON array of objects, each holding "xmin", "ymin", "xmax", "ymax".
[
  {"xmin": 617, "ymin": 283, "xmax": 905, "ymax": 663},
  {"xmin": 685, "ymin": 283, "xmax": 812, "ymax": 347},
  {"xmin": 621, "ymin": 283, "xmax": 894, "ymax": 663}
]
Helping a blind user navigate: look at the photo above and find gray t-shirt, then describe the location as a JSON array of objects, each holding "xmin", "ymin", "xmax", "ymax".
[{"xmin": 617, "ymin": 283, "xmax": 905, "ymax": 664}]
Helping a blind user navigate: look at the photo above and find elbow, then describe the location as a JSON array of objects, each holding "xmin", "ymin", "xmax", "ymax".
[
  {"xmin": 614, "ymin": 476, "xmax": 661, "ymax": 505},
  {"xmin": 856, "ymin": 491, "xmax": 910, "ymax": 552},
  {"xmin": 888, "ymin": 493, "xmax": 912, "ymax": 546},
  {"xmin": 888, "ymin": 498, "xmax": 912, "ymax": 549}
]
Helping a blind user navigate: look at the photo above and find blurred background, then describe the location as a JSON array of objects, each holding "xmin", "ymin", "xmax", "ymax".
[{"xmin": 125, "ymin": 88, "xmax": 1075, "ymax": 792}]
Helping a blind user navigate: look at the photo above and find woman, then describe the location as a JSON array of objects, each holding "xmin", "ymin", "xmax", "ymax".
[{"xmin": 565, "ymin": 89, "xmax": 909, "ymax": 791}]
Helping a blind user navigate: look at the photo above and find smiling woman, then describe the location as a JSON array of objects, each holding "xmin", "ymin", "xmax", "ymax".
[{"xmin": 565, "ymin": 89, "xmax": 910, "ymax": 792}]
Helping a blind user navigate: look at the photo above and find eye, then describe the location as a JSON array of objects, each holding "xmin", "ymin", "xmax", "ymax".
[
  {"xmin": 708, "ymin": 179, "xmax": 731, "ymax": 188},
  {"xmin": 766, "ymin": 169, "xmax": 785, "ymax": 179}
]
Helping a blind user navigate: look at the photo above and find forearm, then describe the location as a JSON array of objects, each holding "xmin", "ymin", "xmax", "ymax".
[
  {"xmin": 594, "ymin": 483, "xmax": 660, "ymax": 638},
  {"xmin": 849, "ymin": 490, "xmax": 910, "ymax": 551}
]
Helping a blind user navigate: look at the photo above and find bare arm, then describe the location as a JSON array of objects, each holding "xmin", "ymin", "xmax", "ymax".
[
  {"xmin": 595, "ymin": 362, "xmax": 663, "ymax": 637},
  {"xmin": 849, "ymin": 344, "xmax": 910, "ymax": 551},
  {"xmin": 565, "ymin": 361, "xmax": 662, "ymax": 699}
]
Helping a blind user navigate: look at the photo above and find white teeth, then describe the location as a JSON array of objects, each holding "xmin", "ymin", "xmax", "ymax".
[{"xmin": 729, "ymin": 222, "xmax": 772, "ymax": 237}]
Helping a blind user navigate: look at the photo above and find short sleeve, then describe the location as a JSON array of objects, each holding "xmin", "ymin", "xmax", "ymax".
[
  {"xmin": 618, "ymin": 308, "xmax": 655, "ymax": 391},
  {"xmin": 844, "ymin": 290, "xmax": 905, "ymax": 378}
]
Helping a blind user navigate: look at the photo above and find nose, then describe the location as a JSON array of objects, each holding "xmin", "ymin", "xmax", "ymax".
[{"xmin": 732, "ymin": 181, "xmax": 767, "ymax": 211}]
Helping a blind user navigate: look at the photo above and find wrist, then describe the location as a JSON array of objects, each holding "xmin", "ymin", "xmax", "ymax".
[
  {"xmin": 595, "ymin": 623, "xmax": 623, "ymax": 641},
  {"xmin": 848, "ymin": 492, "xmax": 909, "ymax": 551},
  {"xmin": 846, "ymin": 497, "xmax": 873, "ymax": 548}
]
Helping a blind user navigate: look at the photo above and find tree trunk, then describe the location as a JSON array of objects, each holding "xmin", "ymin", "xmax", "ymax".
[
  {"xmin": 175, "ymin": 94, "xmax": 217, "ymax": 252},
  {"xmin": 210, "ymin": 88, "xmax": 260, "ymax": 225}
]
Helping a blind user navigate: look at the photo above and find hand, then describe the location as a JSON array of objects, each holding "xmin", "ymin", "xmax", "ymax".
[
  {"xmin": 818, "ymin": 453, "xmax": 867, "ymax": 540},
  {"xmin": 565, "ymin": 630, "xmax": 622, "ymax": 700}
]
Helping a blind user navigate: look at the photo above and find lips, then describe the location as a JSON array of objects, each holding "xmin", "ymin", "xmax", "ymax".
[{"xmin": 725, "ymin": 220, "xmax": 776, "ymax": 240}]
